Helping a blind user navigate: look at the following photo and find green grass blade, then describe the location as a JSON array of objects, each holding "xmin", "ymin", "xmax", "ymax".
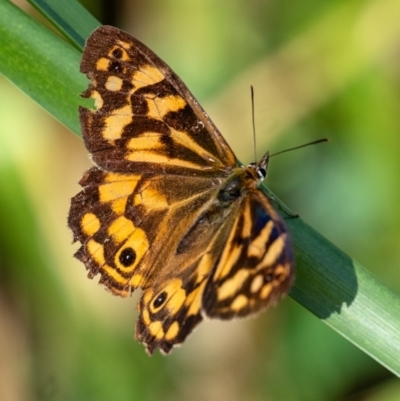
[
  {"xmin": 28, "ymin": 0, "xmax": 100, "ymax": 50},
  {"xmin": 0, "ymin": 0, "xmax": 90, "ymax": 135},
  {"xmin": 1, "ymin": 0, "xmax": 400, "ymax": 377},
  {"xmin": 262, "ymin": 186, "xmax": 400, "ymax": 376},
  {"xmin": 287, "ymin": 216, "xmax": 400, "ymax": 375}
]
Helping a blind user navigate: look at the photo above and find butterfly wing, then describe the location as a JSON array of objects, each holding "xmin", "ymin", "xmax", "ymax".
[
  {"xmin": 79, "ymin": 25, "xmax": 236, "ymax": 177},
  {"xmin": 68, "ymin": 166, "xmax": 225, "ymax": 296},
  {"xmin": 135, "ymin": 194, "xmax": 241, "ymax": 354},
  {"xmin": 202, "ymin": 188, "xmax": 294, "ymax": 318},
  {"xmin": 68, "ymin": 166, "xmax": 241, "ymax": 354},
  {"xmin": 72, "ymin": 25, "xmax": 238, "ymax": 295},
  {"xmin": 134, "ymin": 188, "xmax": 293, "ymax": 354}
]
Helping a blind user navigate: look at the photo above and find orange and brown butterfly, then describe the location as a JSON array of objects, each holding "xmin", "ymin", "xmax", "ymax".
[{"xmin": 68, "ymin": 25, "xmax": 294, "ymax": 355}]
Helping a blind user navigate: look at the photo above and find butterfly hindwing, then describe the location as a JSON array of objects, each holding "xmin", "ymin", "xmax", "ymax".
[
  {"xmin": 203, "ymin": 189, "xmax": 294, "ymax": 318},
  {"xmin": 134, "ymin": 195, "xmax": 241, "ymax": 354},
  {"xmin": 69, "ymin": 166, "xmax": 223, "ymax": 296},
  {"xmin": 133, "ymin": 187, "xmax": 293, "ymax": 354}
]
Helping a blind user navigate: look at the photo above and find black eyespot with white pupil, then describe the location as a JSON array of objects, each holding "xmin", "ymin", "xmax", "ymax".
[
  {"xmin": 119, "ymin": 247, "xmax": 136, "ymax": 267},
  {"xmin": 112, "ymin": 48, "xmax": 123, "ymax": 59},
  {"xmin": 153, "ymin": 291, "xmax": 167, "ymax": 308},
  {"xmin": 109, "ymin": 61, "xmax": 122, "ymax": 73}
]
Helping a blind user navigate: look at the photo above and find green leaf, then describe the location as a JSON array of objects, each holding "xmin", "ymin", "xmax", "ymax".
[
  {"xmin": 288, "ymin": 216, "xmax": 400, "ymax": 375},
  {"xmin": 262, "ymin": 185, "xmax": 400, "ymax": 376},
  {"xmin": 28, "ymin": 0, "xmax": 100, "ymax": 50},
  {"xmin": 0, "ymin": 0, "xmax": 94, "ymax": 135}
]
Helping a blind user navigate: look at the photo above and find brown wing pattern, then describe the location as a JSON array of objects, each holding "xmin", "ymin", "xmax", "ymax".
[
  {"xmin": 80, "ymin": 25, "xmax": 236, "ymax": 177},
  {"xmin": 135, "ymin": 188, "xmax": 241, "ymax": 354},
  {"xmin": 203, "ymin": 189, "xmax": 294, "ymax": 319},
  {"xmin": 133, "ymin": 186, "xmax": 293, "ymax": 354},
  {"xmin": 69, "ymin": 167, "xmax": 222, "ymax": 296}
]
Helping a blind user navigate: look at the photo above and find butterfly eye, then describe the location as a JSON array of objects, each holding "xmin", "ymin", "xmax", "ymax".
[
  {"xmin": 153, "ymin": 291, "xmax": 168, "ymax": 309},
  {"xmin": 119, "ymin": 247, "xmax": 136, "ymax": 267},
  {"xmin": 257, "ymin": 167, "xmax": 266, "ymax": 181},
  {"xmin": 264, "ymin": 273, "xmax": 272, "ymax": 282}
]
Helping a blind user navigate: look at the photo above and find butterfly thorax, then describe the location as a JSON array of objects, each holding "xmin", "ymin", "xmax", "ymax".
[
  {"xmin": 218, "ymin": 153, "xmax": 269, "ymax": 206},
  {"xmin": 218, "ymin": 169, "xmax": 250, "ymax": 205}
]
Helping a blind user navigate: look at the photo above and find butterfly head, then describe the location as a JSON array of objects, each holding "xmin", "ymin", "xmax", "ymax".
[{"xmin": 247, "ymin": 151, "xmax": 270, "ymax": 184}]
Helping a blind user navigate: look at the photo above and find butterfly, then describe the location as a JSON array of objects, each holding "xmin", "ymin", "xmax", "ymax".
[{"xmin": 68, "ymin": 25, "xmax": 294, "ymax": 355}]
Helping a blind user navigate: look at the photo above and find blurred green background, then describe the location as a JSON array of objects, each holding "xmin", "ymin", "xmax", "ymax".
[{"xmin": 1, "ymin": 0, "xmax": 400, "ymax": 400}]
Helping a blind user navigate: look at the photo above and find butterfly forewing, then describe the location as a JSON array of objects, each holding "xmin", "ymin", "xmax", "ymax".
[
  {"xmin": 80, "ymin": 25, "xmax": 236, "ymax": 177},
  {"xmin": 69, "ymin": 25, "xmax": 295, "ymax": 355}
]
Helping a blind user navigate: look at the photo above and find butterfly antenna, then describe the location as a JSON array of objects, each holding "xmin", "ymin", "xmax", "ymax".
[
  {"xmin": 251, "ymin": 85, "xmax": 257, "ymax": 162},
  {"xmin": 269, "ymin": 138, "xmax": 330, "ymax": 158}
]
